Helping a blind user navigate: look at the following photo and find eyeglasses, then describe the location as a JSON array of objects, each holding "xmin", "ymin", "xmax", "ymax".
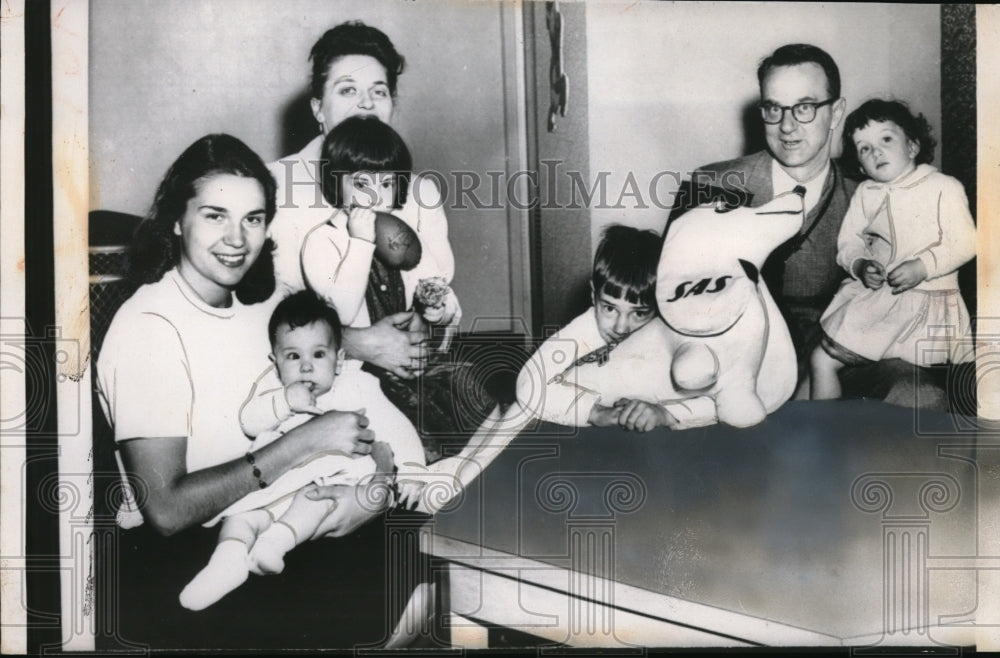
[{"xmin": 759, "ymin": 98, "xmax": 836, "ymax": 124}]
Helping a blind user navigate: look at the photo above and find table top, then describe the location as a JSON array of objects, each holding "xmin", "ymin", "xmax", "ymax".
[{"xmin": 427, "ymin": 399, "xmax": 993, "ymax": 643}]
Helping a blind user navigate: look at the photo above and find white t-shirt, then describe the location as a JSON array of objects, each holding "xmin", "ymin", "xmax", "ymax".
[{"xmin": 96, "ymin": 268, "xmax": 275, "ymax": 473}]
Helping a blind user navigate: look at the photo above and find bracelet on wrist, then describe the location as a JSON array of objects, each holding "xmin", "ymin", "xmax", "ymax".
[{"xmin": 245, "ymin": 451, "xmax": 268, "ymax": 489}]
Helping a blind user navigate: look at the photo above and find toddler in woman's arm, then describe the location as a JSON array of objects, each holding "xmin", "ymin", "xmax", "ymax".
[{"xmin": 179, "ymin": 291, "xmax": 425, "ymax": 611}]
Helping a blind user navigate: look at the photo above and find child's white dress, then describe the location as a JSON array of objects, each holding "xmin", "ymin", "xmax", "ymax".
[
  {"xmin": 820, "ymin": 164, "xmax": 976, "ymax": 366},
  {"xmin": 203, "ymin": 364, "xmax": 427, "ymax": 527}
]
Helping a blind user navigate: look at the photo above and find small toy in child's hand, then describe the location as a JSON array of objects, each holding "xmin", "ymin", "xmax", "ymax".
[
  {"xmin": 373, "ymin": 211, "xmax": 422, "ymax": 271},
  {"xmin": 415, "ymin": 277, "xmax": 451, "ymax": 310},
  {"xmin": 414, "ymin": 277, "xmax": 460, "ymax": 352}
]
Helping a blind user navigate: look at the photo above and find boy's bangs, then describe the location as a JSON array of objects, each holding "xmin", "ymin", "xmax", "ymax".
[{"xmin": 598, "ymin": 279, "xmax": 651, "ymax": 307}]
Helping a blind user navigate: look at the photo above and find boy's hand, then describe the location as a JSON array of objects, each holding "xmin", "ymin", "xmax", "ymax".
[
  {"xmin": 286, "ymin": 381, "xmax": 322, "ymax": 415},
  {"xmin": 853, "ymin": 259, "xmax": 886, "ymax": 290},
  {"xmin": 887, "ymin": 259, "xmax": 927, "ymax": 294},
  {"xmin": 588, "ymin": 402, "xmax": 622, "ymax": 427},
  {"xmin": 346, "ymin": 206, "xmax": 377, "ymax": 243},
  {"xmin": 614, "ymin": 398, "xmax": 675, "ymax": 432}
]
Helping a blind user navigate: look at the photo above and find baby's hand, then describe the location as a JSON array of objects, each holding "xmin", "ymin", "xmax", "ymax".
[
  {"xmin": 285, "ymin": 381, "xmax": 322, "ymax": 415},
  {"xmin": 588, "ymin": 402, "xmax": 622, "ymax": 427},
  {"xmin": 887, "ymin": 259, "xmax": 928, "ymax": 294},
  {"xmin": 614, "ymin": 398, "xmax": 675, "ymax": 432},
  {"xmin": 346, "ymin": 206, "xmax": 377, "ymax": 243},
  {"xmin": 854, "ymin": 259, "xmax": 886, "ymax": 290}
]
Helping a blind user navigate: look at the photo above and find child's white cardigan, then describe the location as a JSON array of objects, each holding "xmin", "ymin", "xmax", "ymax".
[{"xmin": 835, "ymin": 164, "xmax": 976, "ymax": 291}]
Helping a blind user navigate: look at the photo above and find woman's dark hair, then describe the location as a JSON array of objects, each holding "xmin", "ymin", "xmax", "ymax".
[
  {"xmin": 130, "ymin": 133, "xmax": 277, "ymax": 304},
  {"xmin": 592, "ymin": 224, "xmax": 662, "ymax": 309},
  {"xmin": 757, "ymin": 43, "xmax": 841, "ymax": 100},
  {"xmin": 842, "ymin": 99, "xmax": 936, "ymax": 174},
  {"xmin": 310, "ymin": 21, "xmax": 406, "ymax": 100},
  {"xmin": 320, "ymin": 116, "xmax": 412, "ymax": 210}
]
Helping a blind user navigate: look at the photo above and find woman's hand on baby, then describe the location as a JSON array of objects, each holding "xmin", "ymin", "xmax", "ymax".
[
  {"xmin": 303, "ymin": 408, "xmax": 375, "ymax": 457},
  {"xmin": 305, "ymin": 483, "xmax": 381, "ymax": 539},
  {"xmin": 887, "ymin": 259, "xmax": 928, "ymax": 294},
  {"xmin": 305, "ymin": 443, "xmax": 398, "ymax": 537},
  {"xmin": 285, "ymin": 382, "xmax": 322, "ymax": 415},
  {"xmin": 854, "ymin": 259, "xmax": 886, "ymax": 290},
  {"xmin": 614, "ymin": 398, "xmax": 675, "ymax": 432},
  {"xmin": 346, "ymin": 206, "xmax": 377, "ymax": 243}
]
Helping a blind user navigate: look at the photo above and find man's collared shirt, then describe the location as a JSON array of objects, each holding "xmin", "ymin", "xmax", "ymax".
[{"xmin": 771, "ymin": 157, "xmax": 831, "ymax": 217}]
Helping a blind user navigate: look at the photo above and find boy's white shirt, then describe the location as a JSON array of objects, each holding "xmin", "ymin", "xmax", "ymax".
[{"xmin": 516, "ymin": 308, "xmax": 718, "ymax": 429}]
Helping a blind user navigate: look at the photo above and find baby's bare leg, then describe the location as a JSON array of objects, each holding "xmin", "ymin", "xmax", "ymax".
[
  {"xmin": 179, "ymin": 509, "xmax": 273, "ymax": 610},
  {"xmin": 810, "ymin": 346, "xmax": 845, "ymax": 400},
  {"xmin": 249, "ymin": 490, "xmax": 335, "ymax": 575}
]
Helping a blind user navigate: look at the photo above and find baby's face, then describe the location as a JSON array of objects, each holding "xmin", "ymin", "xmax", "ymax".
[
  {"xmin": 343, "ymin": 171, "xmax": 396, "ymax": 211},
  {"xmin": 271, "ymin": 321, "xmax": 339, "ymax": 396},
  {"xmin": 852, "ymin": 120, "xmax": 919, "ymax": 183},
  {"xmin": 594, "ymin": 290, "xmax": 656, "ymax": 344}
]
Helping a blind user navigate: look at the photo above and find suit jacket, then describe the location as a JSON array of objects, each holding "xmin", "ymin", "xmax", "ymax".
[{"xmin": 669, "ymin": 150, "xmax": 857, "ymax": 310}]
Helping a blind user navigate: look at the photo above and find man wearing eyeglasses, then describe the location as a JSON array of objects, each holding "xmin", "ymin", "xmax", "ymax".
[{"xmin": 670, "ymin": 43, "xmax": 856, "ymax": 393}]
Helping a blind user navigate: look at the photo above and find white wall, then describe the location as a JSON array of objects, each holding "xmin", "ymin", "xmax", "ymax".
[
  {"xmin": 89, "ymin": 0, "xmax": 515, "ymax": 330},
  {"xmin": 89, "ymin": 1, "xmax": 946, "ymax": 330},
  {"xmin": 585, "ymin": 1, "xmax": 942, "ymax": 243}
]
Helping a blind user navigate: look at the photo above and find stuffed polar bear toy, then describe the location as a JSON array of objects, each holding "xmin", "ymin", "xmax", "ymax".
[{"xmin": 520, "ymin": 187, "xmax": 806, "ymax": 429}]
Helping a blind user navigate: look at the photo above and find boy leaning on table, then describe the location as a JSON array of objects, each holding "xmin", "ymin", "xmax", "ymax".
[{"xmin": 515, "ymin": 224, "xmax": 716, "ymax": 432}]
